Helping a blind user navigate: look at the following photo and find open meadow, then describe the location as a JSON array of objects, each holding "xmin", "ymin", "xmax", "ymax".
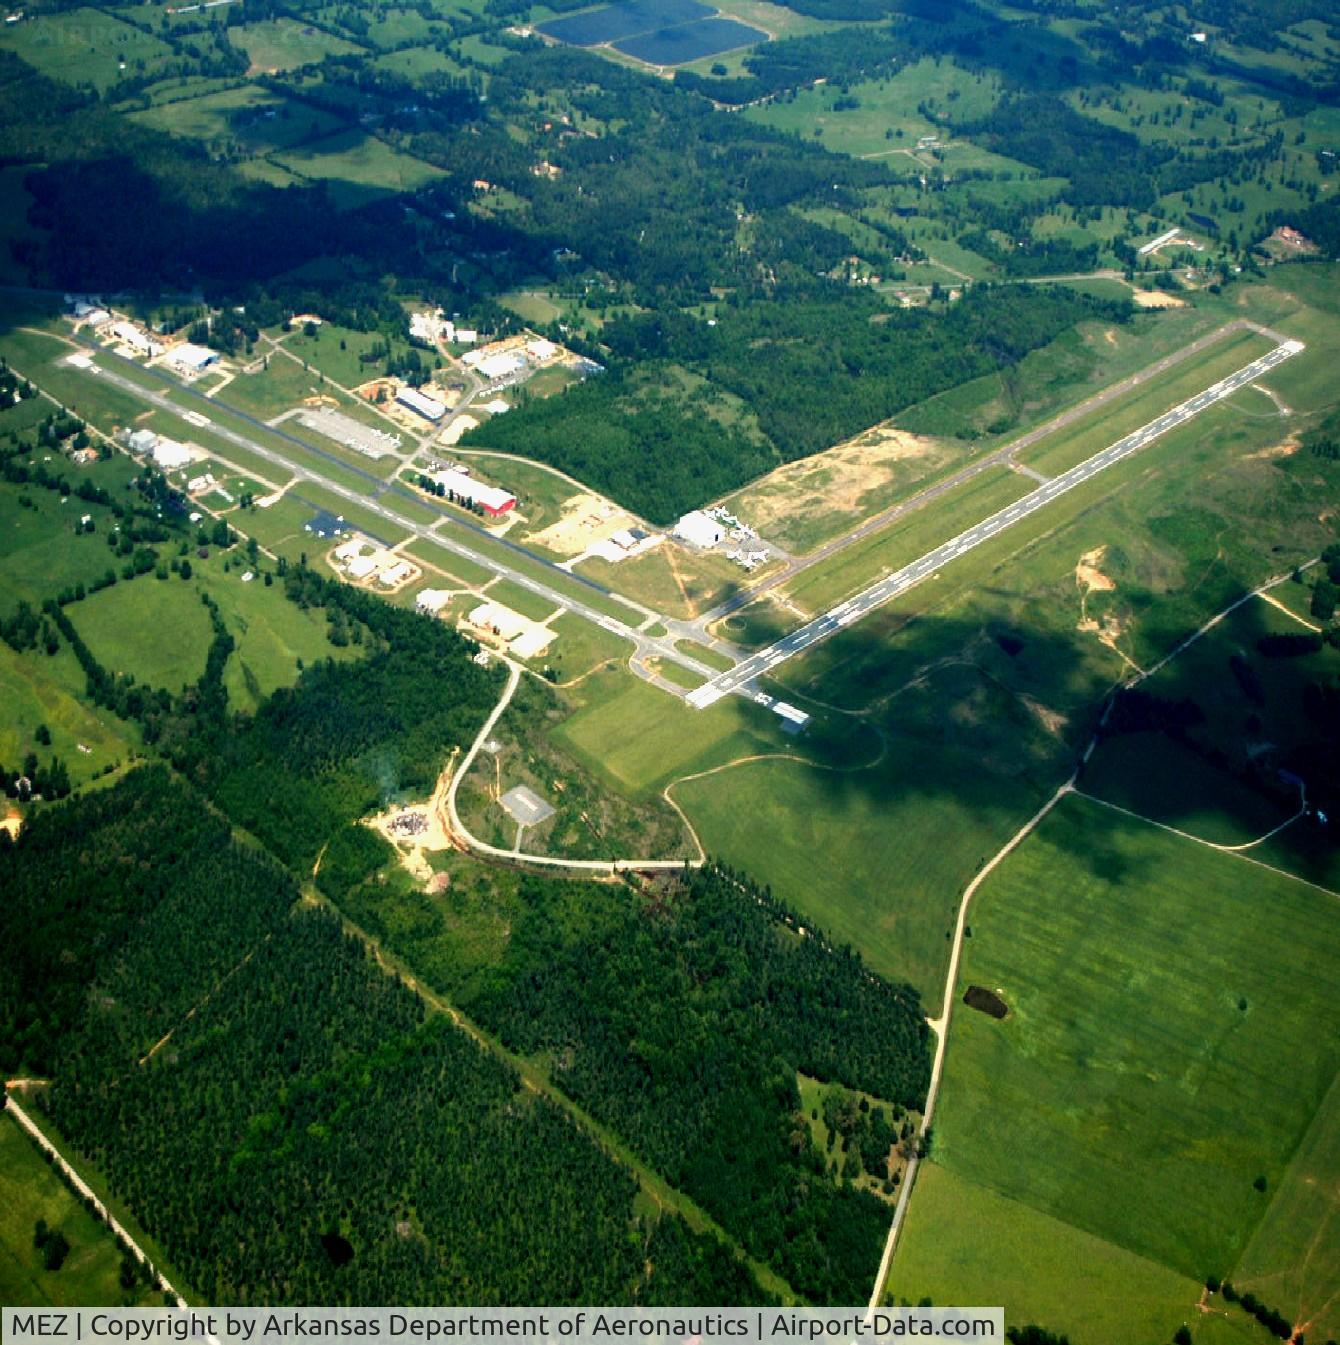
[
  {"xmin": 887, "ymin": 1161, "xmax": 1202, "ymax": 1344},
  {"xmin": 932, "ymin": 793, "xmax": 1340, "ymax": 1281}
]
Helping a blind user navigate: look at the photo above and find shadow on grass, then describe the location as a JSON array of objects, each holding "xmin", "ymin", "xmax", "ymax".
[{"xmin": 771, "ymin": 591, "xmax": 1338, "ymax": 891}]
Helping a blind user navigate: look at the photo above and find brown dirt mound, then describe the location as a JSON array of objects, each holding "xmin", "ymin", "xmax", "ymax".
[{"xmin": 963, "ymin": 985, "xmax": 1009, "ymax": 1019}]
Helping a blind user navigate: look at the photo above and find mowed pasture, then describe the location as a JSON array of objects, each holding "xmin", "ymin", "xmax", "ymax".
[
  {"xmin": 130, "ymin": 86, "xmax": 347, "ymax": 155},
  {"xmin": 1016, "ymin": 327, "xmax": 1280, "ymax": 478},
  {"xmin": 672, "ymin": 740, "xmax": 1047, "ymax": 1010},
  {"xmin": 232, "ymin": 18, "xmax": 364, "ymax": 72},
  {"xmin": 64, "ymin": 557, "xmax": 359, "ymax": 705},
  {"xmin": 932, "ymin": 793, "xmax": 1340, "ymax": 1281},
  {"xmin": 780, "ymin": 466, "xmax": 1032, "ymax": 618},
  {"xmin": 0, "ymin": 641, "xmax": 138, "ymax": 789},
  {"xmin": 746, "ymin": 59, "xmax": 1004, "ymax": 163},
  {"xmin": 0, "ymin": 8, "xmax": 177, "ymax": 93},
  {"xmin": 0, "ymin": 468, "xmax": 137, "ymax": 612},
  {"xmin": 272, "ymin": 129, "xmax": 445, "ymax": 209},
  {"xmin": 888, "ymin": 1162, "xmax": 1201, "ymax": 1345},
  {"xmin": 1081, "ymin": 593, "xmax": 1339, "ymax": 860}
]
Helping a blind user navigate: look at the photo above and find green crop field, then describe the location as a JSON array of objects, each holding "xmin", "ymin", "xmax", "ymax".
[
  {"xmin": 0, "ymin": 1113, "xmax": 158, "ymax": 1307},
  {"xmin": 932, "ymin": 793, "xmax": 1340, "ymax": 1280},
  {"xmin": 888, "ymin": 1162, "xmax": 1202, "ymax": 1344}
]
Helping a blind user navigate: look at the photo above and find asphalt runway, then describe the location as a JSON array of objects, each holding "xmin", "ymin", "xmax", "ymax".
[{"xmin": 688, "ymin": 338, "xmax": 1304, "ymax": 709}]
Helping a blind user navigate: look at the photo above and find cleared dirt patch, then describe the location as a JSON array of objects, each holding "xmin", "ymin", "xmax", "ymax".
[
  {"xmin": 525, "ymin": 491, "xmax": 638, "ymax": 558},
  {"xmin": 1075, "ymin": 545, "xmax": 1134, "ymax": 662},
  {"xmin": 1131, "ymin": 290, "xmax": 1186, "ymax": 309},
  {"xmin": 1076, "ymin": 545, "xmax": 1116, "ymax": 596},
  {"xmin": 728, "ymin": 424, "xmax": 949, "ymax": 551},
  {"xmin": 963, "ymin": 985, "xmax": 1009, "ymax": 1019},
  {"xmin": 439, "ymin": 414, "xmax": 479, "ymax": 446},
  {"xmin": 1243, "ymin": 435, "xmax": 1300, "ymax": 462}
]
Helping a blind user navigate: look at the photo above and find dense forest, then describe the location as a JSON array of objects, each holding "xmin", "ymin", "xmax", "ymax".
[
  {"xmin": 1, "ymin": 769, "xmax": 767, "ymax": 1304},
  {"xmin": 469, "ymin": 284, "xmax": 1128, "ymax": 519},
  {"xmin": 340, "ymin": 858, "xmax": 932, "ymax": 1303}
]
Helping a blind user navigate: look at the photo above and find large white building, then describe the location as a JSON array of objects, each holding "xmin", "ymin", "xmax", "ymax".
[
  {"xmin": 673, "ymin": 510, "xmax": 723, "ymax": 549},
  {"xmin": 166, "ymin": 342, "xmax": 220, "ymax": 373},
  {"xmin": 111, "ymin": 322, "xmax": 162, "ymax": 358},
  {"xmin": 415, "ymin": 588, "xmax": 452, "ymax": 616},
  {"xmin": 462, "ymin": 348, "xmax": 527, "ymax": 382},
  {"xmin": 430, "ymin": 467, "xmax": 516, "ymax": 517},
  {"xmin": 396, "ymin": 385, "xmax": 447, "ymax": 422},
  {"xmin": 152, "ymin": 439, "xmax": 193, "ymax": 471}
]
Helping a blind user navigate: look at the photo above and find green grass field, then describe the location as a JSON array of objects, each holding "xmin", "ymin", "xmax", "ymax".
[
  {"xmin": 0, "ymin": 8, "xmax": 177, "ymax": 93},
  {"xmin": 1017, "ymin": 328, "xmax": 1278, "ymax": 478},
  {"xmin": 64, "ymin": 554, "xmax": 358, "ymax": 704},
  {"xmin": 745, "ymin": 59, "xmax": 1004, "ymax": 162},
  {"xmin": 1230, "ymin": 1069, "xmax": 1340, "ymax": 1343},
  {"xmin": 0, "ymin": 641, "xmax": 139, "ymax": 789},
  {"xmin": 1081, "ymin": 592, "xmax": 1339, "ymax": 860},
  {"xmin": 545, "ymin": 612, "xmax": 633, "ymax": 682},
  {"xmin": 0, "ymin": 470, "xmax": 136, "ymax": 611},
  {"xmin": 672, "ymin": 742, "xmax": 1044, "ymax": 1010},
  {"xmin": 553, "ymin": 668, "xmax": 781, "ymax": 798},
  {"xmin": 70, "ymin": 576, "xmax": 215, "ymax": 692},
  {"xmin": 580, "ymin": 543, "xmax": 748, "ymax": 620},
  {"xmin": 782, "ymin": 467, "xmax": 1033, "ymax": 617},
  {"xmin": 934, "ymin": 793, "xmax": 1340, "ymax": 1280},
  {"xmin": 888, "ymin": 1162, "xmax": 1203, "ymax": 1344},
  {"xmin": 0, "ymin": 1113, "xmax": 156, "ymax": 1307},
  {"xmin": 232, "ymin": 18, "xmax": 364, "ymax": 71},
  {"xmin": 130, "ymin": 86, "xmax": 346, "ymax": 154},
  {"xmin": 273, "ymin": 128, "xmax": 445, "ymax": 208}
]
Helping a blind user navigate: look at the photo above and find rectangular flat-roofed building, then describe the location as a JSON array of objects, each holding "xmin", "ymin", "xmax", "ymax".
[
  {"xmin": 431, "ymin": 467, "xmax": 516, "ymax": 517},
  {"xmin": 167, "ymin": 342, "xmax": 220, "ymax": 372},
  {"xmin": 396, "ymin": 385, "xmax": 447, "ymax": 422},
  {"xmin": 673, "ymin": 510, "xmax": 723, "ymax": 549}
]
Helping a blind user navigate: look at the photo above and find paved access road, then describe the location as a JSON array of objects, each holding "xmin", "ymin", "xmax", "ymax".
[{"xmin": 688, "ymin": 338, "xmax": 1304, "ymax": 709}]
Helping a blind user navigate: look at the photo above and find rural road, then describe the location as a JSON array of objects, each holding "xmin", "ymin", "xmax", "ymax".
[
  {"xmin": 444, "ymin": 658, "xmax": 703, "ymax": 872},
  {"xmin": 690, "ymin": 336, "xmax": 1304, "ymax": 708},
  {"xmin": 864, "ymin": 777, "xmax": 1076, "ymax": 1314},
  {"xmin": 865, "ymin": 559, "xmax": 1324, "ymax": 1310},
  {"xmin": 5, "ymin": 1091, "xmax": 182, "ymax": 1304}
]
